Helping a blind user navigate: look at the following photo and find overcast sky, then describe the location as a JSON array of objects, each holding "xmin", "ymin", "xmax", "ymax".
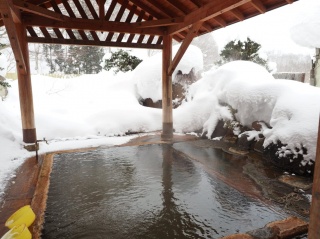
[{"xmin": 212, "ymin": 0, "xmax": 317, "ymax": 55}]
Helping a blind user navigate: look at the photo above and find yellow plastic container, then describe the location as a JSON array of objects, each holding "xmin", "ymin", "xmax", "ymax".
[
  {"xmin": 1, "ymin": 224, "xmax": 31, "ymax": 239},
  {"xmin": 5, "ymin": 205, "xmax": 36, "ymax": 229}
]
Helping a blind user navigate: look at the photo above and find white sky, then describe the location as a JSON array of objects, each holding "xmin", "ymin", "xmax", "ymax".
[{"xmin": 212, "ymin": 0, "xmax": 316, "ymax": 55}]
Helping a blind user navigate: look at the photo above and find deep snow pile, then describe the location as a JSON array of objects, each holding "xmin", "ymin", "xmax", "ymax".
[
  {"xmin": 134, "ymin": 45, "xmax": 203, "ymax": 102},
  {"xmin": 174, "ymin": 61, "xmax": 320, "ymax": 169}
]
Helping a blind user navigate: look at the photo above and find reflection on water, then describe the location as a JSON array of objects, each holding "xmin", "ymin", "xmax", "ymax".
[{"xmin": 42, "ymin": 144, "xmax": 287, "ymax": 239}]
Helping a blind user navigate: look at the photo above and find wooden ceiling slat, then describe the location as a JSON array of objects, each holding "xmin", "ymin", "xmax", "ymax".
[
  {"xmin": 129, "ymin": 0, "xmax": 165, "ymax": 20},
  {"xmin": 98, "ymin": 0, "xmax": 105, "ymax": 20},
  {"xmin": 250, "ymin": 0, "xmax": 267, "ymax": 13},
  {"xmin": 73, "ymin": 0, "xmax": 89, "ymax": 19},
  {"xmin": 230, "ymin": 8, "xmax": 245, "ymax": 21},
  {"xmin": 84, "ymin": 0, "xmax": 99, "ymax": 19},
  {"xmin": 52, "ymin": 27, "xmax": 64, "ymax": 38},
  {"xmin": 189, "ymin": 0, "xmax": 202, "ymax": 8},
  {"xmin": 136, "ymin": 14, "xmax": 152, "ymax": 44},
  {"xmin": 106, "ymin": 0, "xmax": 129, "ymax": 41},
  {"xmin": 146, "ymin": 35, "xmax": 155, "ymax": 44},
  {"xmin": 49, "ymin": 0, "xmax": 76, "ymax": 39},
  {"xmin": 72, "ymin": 0, "xmax": 99, "ymax": 41},
  {"xmin": 27, "ymin": 26, "xmax": 38, "ymax": 37},
  {"xmin": 213, "ymin": 16, "xmax": 227, "ymax": 27},
  {"xmin": 166, "ymin": 0, "xmax": 190, "ymax": 15},
  {"xmin": 142, "ymin": 0, "xmax": 174, "ymax": 18},
  {"xmin": 61, "ymin": 0, "xmax": 76, "ymax": 18},
  {"xmin": 286, "ymin": 0, "xmax": 294, "ymax": 3},
  {"xmin": 27, "ymin": 36, "xmax": 163, "ymax": 49},
  {"xmin": 39, "ymin": 26, "xmax": 52, "ymax": 38},
  {"xmin": 156, "ymin": 36, "xmax": 163, "ymax": 45},
  {"xmin": 126, "ymin": 9, "xmax": 144, "ymax": 43},
  {"xmin": 104, "ymin": 0, "xmax": 117, "ymax": 20},
  {"xmin": 116, "ymin": 4, "xmax": 136, "ymax": 43},
  {"xmin": 168, "ymin": 0, "xmax": 251, "ymax": 34}
]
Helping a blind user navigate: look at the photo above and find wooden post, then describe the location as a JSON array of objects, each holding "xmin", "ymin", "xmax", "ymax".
[
  {"xmin": 17, "ymin": 24, "xmax": 37, "ymax": 143},
  {"xmin": 161, "ymin": 34, "xmax": 173, "ymax": 141},
  {"xmin": 308, "ymin": 115, "xmax": 320, "ymax": 239}
]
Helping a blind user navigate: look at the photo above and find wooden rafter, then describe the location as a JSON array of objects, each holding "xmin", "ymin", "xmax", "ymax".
[
  {"xmin": 23, "ymin": 15, "xmax": 165, "ymax": 35},
  {"xmin": 168, "ymin": 21, "xmax": 203, "ymax": 75},
  {"xmin": 28, "ymin": 36, "xmax": 162, "ymax": 49},
  {"xmin": 213, "ymin": 16, "xmax": 227, "ymax": 27},
  {"xmin": 134, "ymin": 17, "xmax": 184, "ymax": 28},
  {"xmin": 250, "ymin": 0, "xmax": 266, "ymax": 14},
  {"xmin": 168, "ymin": 0, "xmax": 251, "ymax": 34},
  {"xmin": 13, "ymin": 0, "xmax": 64, "ymax": 20},
  {"xmin": 230, "ymin": 8, "xmax": 245, "ymax": 21}
]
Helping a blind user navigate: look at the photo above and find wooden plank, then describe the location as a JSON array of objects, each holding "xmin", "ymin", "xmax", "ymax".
[
  {"xmin": 309, "ymin": 116, "xmax": 320, "ymax": 239},
  {"xmin": 134, "ymin": 17, "xmax": 183, "ymax": 28},
  {"xmin": 39, "ymin": 26, "xmax": 51, "ymax": 38},
  {"xmin": 213, "ymin": 16, "xmax": 227, "ymax": 27},
  {"xmin": 189, "ymin": 0, "xmax": 202, "ymax": 8},
  {"xmin": 105, "ymin": 0, "xmax": 128, "ymax": 42},
  {"xmin": 166, "ymin": 0, "xmax": 189, "ymax": 14},
  {"xmin": 84, "ymin": 0, "xmax": 99, "ymax": 19},
  {"xmin": 27, "ymin": 36, "xmax": 163, "ymax": 49},
  {"xmin": 13, "ymin": 0, "xmax": 64, "ymax": 21},
  {"xmin": 230, "ymin": 8, "xmax": 245, "ymax": 21},
  {"xmin": 52, "ymin": 27, "xmax": 64, "ymax": 39},
  {"xmin": 116, "ymin": 4, "xmax": 136, "ymax": 43},
  {"xmin": 136, "ymin": 15, "xmax": 153, "ymax": 44},
  {"xmin": 126, "ymin": 10, "xmax": 144, "ymax": 43},
  {"xmin": 23, "ymin": 15, "xmax": 164, "ymax": 35},
  {"xmin": 104, "ymin": 0, "xmax": 117, "ymax": 20},
  {"xmin": 161, "ymin": 34, "xmax": 173, "ymax": 141},
  {"xmin": 26, "ymin": 26, "xmax": 38, "ymax": 37},
  {"xmin": 286, "ymin": 0, "xmax": 294, "ymax": 3},
  {"xmin": 129, "ymin": 0, "xmax": 166, "ymax": 19},
  {"xmin": 250, "ymin": 0, "xmax": 266, "ymax": 14},
  {"xmin": 98, "ymin": 0, "xmax": 105, "ymax": 20},
  {"xmin": 168, "ymin": 0, "xmax": 251, "ymax": 34},
  {"xmin": 168, "ymin": 21, "xmax": 202, "ymax": 75}
]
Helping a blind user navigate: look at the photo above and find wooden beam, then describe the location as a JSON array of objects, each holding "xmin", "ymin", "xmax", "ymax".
[
  {"xmin": 23, "ymin": 15, "xmax": 165, "ymax": 35},
  {"xmin": 161, "ymin": 34, "xmax": 173, "ymax": 141},
  {"xmin": 17, "ymin": 24, "xmax": 37, "ymax": 143},
  {"xmin": 189, "ymin": 0, "xmax": 202, "ymax": 8},
  {"xmin": 285, "ymin": 0, "xmax": 294, "ymax": 3},
  {"xmin": 309, "ymin": 116, "xmax": 320, "ymax": 239},
  {"xmin": 168, "ymin": 0, "xmax": 251, "ymax": 34},
  {"xmin": 27, "ymin": 36, "xmax": 163, "ymax": 49},
  {"xmin": 116, "ymin": 4, "xmax": 136, "ymax": 43},
  {"xmin": 250, "ymin": 0, "xmax": 266, "ymax": 14},
  {"xmin": 13, "ymin": 0, "xmax": 64, "ymax": 21},
  {"xmin": 213, "ymin": 16, "xmax": 227, "ymax": 27},
  {"xmin": 98, "ymin": 0, "xmax": 105, "ymax": 20},
  {"xmin": 0, "ymin": 0, "xmax": 26, "ymax": 74},
  {"xmin": 230, "ymin": 8, "xmax": 245, "ymax": 21},
  {"xmin": 168, "ymin": 21, "xmax": 202, "ymax": 76},
  {"xmin": 134, "ymin": 17, "xmax": 184, "ymax": 28}
]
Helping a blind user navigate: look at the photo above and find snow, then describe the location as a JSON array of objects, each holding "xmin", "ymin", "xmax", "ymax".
[
  {"xmin": 1, "ymin": 48, "xmax": 320, "ymax": 200},
  {"xmin": 290, "ymin": 0, "xmax": 320, "ymax": 48},
  {"xmin": 134, "ymin": 44, "xmax": 203, "ymax": 102}
]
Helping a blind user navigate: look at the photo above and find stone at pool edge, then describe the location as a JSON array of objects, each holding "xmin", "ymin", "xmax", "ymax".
[{"xmin": 221, "ymin": 216, "xmax": 308, "ymax": 239}]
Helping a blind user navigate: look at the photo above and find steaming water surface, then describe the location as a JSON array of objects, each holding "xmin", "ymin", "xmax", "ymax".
[{"xmin": 42, "ymin": 144, "xmax": 288, "ymax": 239}]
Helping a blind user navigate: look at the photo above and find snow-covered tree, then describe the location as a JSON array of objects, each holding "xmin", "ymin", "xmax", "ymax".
[
  {"xmin": 217, "ymin": 37, "xmax": 269, "ymax": 70},
  {"xmin": 104, "ymin": 49, "xmax": 142, "ymax": 73}
]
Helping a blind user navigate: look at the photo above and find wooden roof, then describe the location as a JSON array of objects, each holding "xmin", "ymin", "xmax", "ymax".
[{"xmin": 0, "ymin": 0, "xmax": 297, "ymax": 50}]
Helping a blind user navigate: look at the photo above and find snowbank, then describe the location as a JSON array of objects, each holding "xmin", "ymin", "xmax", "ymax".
[
  {"xmin": 134, "ymin": 44, "xmax": 203, "ymax": 102},
  {"xmin": 175, "ymin": 61, "xmax": 320, "ymax": 168}
]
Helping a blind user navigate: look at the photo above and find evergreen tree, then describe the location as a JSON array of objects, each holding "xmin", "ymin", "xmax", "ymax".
[
  {"xmin": 104, "ymin": 49, "xmax": 142, "ymax": 73},
  {"xmin": 216, "ymin": 37, "xmax": 269, "ymax": 70}
]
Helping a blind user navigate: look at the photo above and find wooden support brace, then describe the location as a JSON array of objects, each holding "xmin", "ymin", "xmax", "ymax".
[
  {"xmin": 251, "ymin": 0, "xmax": 266, "ymax": 14},
  {"xmin": 308, "ymin": 115, "xmax": 320, "ymax": 239},
  {"xmin": 168, "ymin": 21, "xmax": 203, "ymax": 76}
]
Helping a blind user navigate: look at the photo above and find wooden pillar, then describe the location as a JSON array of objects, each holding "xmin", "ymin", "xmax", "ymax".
[
  {"xmin": 308, "ymin": 115, "xmax": 320, "ymax": 239},
  {"xmin": 161, "ymin": 34, "xmax": 173, "ymax": 141},
  {"xmin": 17, "ymin": 24, "xmax": 36, "ymax": 143}
]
